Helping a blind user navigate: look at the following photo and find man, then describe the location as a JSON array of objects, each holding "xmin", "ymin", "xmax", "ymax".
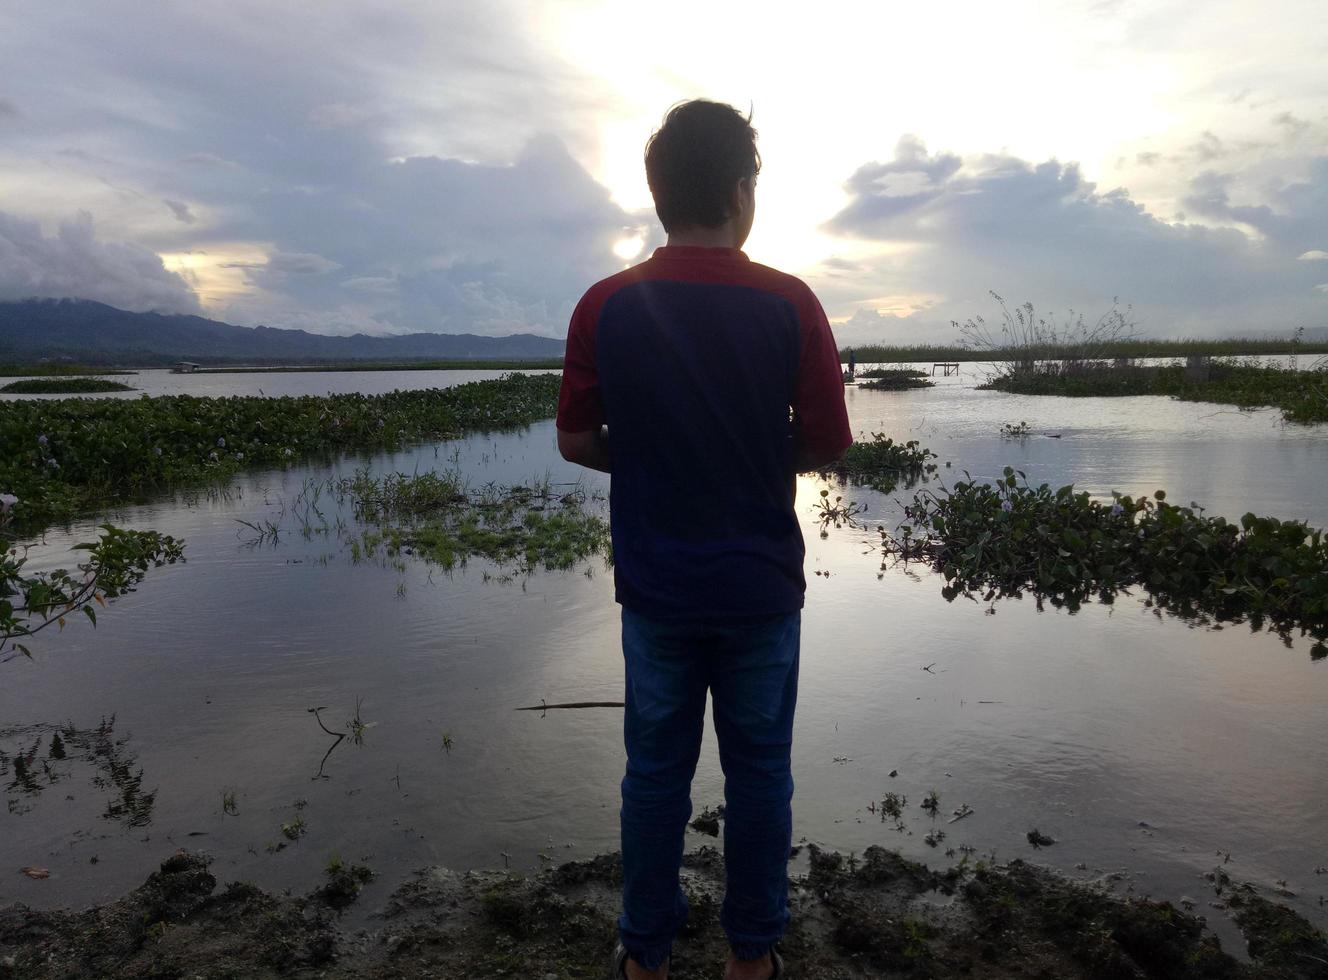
[{"xmin": 557, "ymin": 100, "xmax": 852, "ymax": 980}]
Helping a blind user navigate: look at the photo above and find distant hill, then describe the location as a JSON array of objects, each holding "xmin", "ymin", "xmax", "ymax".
[{"xmin": 0, "ymin": 299, "xmax": 565, "ymax": 365}]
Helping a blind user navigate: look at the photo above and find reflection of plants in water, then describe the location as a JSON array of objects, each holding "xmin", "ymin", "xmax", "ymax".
[
  {"xmin": 0, "ymin": 716, "xmax": 156, "ymax": 826},
  {"xmin": 814, "ymin": 489, "xmax": 868, "ymax": 538},
  {"xmin": 821, "ymin": 434, "xmax": 938, "ymax": 495},
  {"xmin": 879, "ymin": 470, "xmax": 1328, "ymax": 657}
]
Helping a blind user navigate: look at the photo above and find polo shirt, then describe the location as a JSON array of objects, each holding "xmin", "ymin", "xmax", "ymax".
[{"xmin": 557, "ymin": 245, "xmax": 852, "ymax": 621}]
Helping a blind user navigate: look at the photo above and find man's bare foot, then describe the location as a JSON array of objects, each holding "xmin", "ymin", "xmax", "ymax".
[
  {"xmin": 624, "ymin": 956, "xmax": 668, "ymax": 980},
  {"xmin": 724, "ymin": 951, "xmax": 773, "ymax": 980}
]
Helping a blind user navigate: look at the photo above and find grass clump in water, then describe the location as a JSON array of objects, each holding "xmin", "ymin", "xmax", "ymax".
[
  {"xmin": 822, "ymin": 434, "xmax": 938, "ymax": 493},
  {"xmin": 881, "ymin": 469, "xmax": 1328, "ymax": 655},
  {"xmin": 856, "ymin": 368, "xmax": 935, "ymax": 391},
  {"xmin": 983, "ymin": 360, "xmax": 1328, "ymax": 425},
  {"xmin": 340, "ymin": 471, "xmax": 610, "ymax": 578},
  {"xmin": 1, "ymin": 378, "xmax": 135, "ymax": 394}
]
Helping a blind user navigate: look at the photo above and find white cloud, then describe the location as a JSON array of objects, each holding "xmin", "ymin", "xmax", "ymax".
[
  {"xmin": 0, "ymin": 210, "xmax": 200, "ymax": 313},
  {"xmin": 1298, "ymin": 250, "xmax": 1328, "ymax": 261}
]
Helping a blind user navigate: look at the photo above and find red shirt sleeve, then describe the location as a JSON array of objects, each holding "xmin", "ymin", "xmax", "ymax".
[
  {"xmin": 556, "ymin": 291, "xmax": 604, "ymax": 432},
  {"xmin": 791, "ymin": 289, "xmax": 853, "ymax": 456}
]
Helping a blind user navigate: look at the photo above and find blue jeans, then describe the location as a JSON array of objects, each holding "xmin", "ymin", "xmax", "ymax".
[{"xmin": 618, "ymin": 607, "xmax": 800, "ymax": 969}]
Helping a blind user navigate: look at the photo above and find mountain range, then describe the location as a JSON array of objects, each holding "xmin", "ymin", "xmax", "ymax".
[{"xmin": 0, "ymin": 299, "xmax": 565, "ymax": 365}]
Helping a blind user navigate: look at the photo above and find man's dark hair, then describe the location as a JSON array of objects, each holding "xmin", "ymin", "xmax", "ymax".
[{"xmin": 645, "ymin": 100, "xmax": 760, "ymax": 233}]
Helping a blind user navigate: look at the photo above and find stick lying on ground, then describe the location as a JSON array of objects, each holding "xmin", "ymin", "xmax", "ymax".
[{"xmin": 515, "ymin": 700, "xmax": 625, "ymax": 711}]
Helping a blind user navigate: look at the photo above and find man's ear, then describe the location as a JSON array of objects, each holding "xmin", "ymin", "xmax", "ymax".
[{"xmin": 728, "ymin": 177, "xmax": 748, "ymax": 220}]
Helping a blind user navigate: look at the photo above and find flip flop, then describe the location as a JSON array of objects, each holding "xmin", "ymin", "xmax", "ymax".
[
  {"xmin": 609, "ymin": 942, "xmax": 629, "ymax": 979},
  {"xmin": 770, "ymin": 948, "xmax": 786, "ymax": 979}
]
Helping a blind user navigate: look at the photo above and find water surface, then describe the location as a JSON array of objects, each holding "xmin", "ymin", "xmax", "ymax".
[{"xmin": 1, "ymin": 368, "xmax": 1324, "ymax": 945}]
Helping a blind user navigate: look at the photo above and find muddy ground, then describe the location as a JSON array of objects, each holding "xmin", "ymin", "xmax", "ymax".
[{"xmin": 2, "ymin": 844, "xmax": 1325, "ymax": 979}]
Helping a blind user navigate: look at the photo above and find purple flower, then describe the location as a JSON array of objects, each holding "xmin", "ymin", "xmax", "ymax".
[
  {"xmin": 154, "ymin": 447, "xmax": 163, "ymax": 456},
  {"xmin": 46, "ymin": 458, "xmax": 59, "ymax": 469},
  {"xmin": 1000, "ymin": 500, "xmax": 1013, "ymax": 513},
  {"xmin": 0, "ymin": 493, "xmax": 18, "ymax": 512},
  {"xmin": 37, "ymin": 434, "xmax": 48, "ymax": 447},
  {"xmin": 217, "ymin": 437, "xmax": 226, "ymax": 448},
  {"xmin": 1111, "ymin": 503, "xmax": 1125, "ymax": 517}
]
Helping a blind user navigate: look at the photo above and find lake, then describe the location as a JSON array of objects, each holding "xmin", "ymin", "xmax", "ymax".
[{"xmin": 2, "ymin": 365, "xmax": 1325, "ymax": 949}]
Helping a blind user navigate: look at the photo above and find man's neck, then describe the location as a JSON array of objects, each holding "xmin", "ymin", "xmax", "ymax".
[{"xmin": 665, "ymin": 225, "xmax": 742, "ymax": 249}]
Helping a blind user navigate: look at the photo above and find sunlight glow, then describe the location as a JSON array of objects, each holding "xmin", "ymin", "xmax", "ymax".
[{"xmin": 612, "ymin": 234, "xmax": 645, "ymax": 262}]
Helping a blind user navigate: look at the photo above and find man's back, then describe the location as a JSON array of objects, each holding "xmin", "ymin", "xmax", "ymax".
[
  {"xmin": 558, "ymin": 245, "xmax": 847, "ymax": 620},
  {"xmin": 555, "ymin": 99, "xmax": 849, "ymax": 980}
]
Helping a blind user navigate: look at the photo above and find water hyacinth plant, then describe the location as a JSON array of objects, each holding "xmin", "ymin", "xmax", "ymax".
[
  {"xmin": 822, "ymin": 434, "xmax": 939, "ymax": 494},
  {"xmin": 855, "ymin": 369, "xmax": 935, "ymax": 391},
  {"xmin": 881, "ymin": 468, "xmax": 1327, "ymax": 656},
  {"xmin": 0, "ymin": 373, "xmax": 562, "ymax": 537}
]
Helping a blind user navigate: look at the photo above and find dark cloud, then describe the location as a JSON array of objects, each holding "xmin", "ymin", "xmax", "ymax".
[
  {"xmin": 209, "ymin": 135, "xmax": 652, "ymax": 336},
  {"xmin": 163, "ymin": 199, "xmax": 194, "ymax": 223},
  {"xmin": 823, "ymin": 138, "xmax": 1326, "ymax": 339},
  {"xmin": 1273, "ymin": 111, "xmax": 1311, "ymax": 141},
  {"xmin": 0, "ymin": 210, "xmax": 200, "ymax": 313},
  {"xmin": 1183, "ymin": 158, "xmax": 1328, "ymax": 256},
  {"xmin": 0, "ymin": 3, "xmax": 636, "ymax": 334}
]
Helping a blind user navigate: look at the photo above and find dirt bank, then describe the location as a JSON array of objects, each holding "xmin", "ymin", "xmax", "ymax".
[{"xmin": 2, "ymin": 845, "xmax": 1325, "ymax": 979}]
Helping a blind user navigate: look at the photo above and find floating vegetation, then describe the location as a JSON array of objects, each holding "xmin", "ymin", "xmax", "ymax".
[
  {"xmin": 856, "ymin": 369, "xmax": 935, "ymax": 391},
  {"xmin": 984, "ymin": 362, "xmax": 1328, "ymax": 425},
  {"xmin": 339, "ymin": 470, "xmax": 610, "ymax": 577},
  {"xmin": 1, "ymin": 378, "xmax": 135, "ymax": 394},
  {"xmin": 880, "ymin": 469, "xmax": 1328, "ymax": 655},
  {"xmin": 821, "ymin": 434, "xmax": 939, "ymax": 494},
  {"xmin": 0, "ymin": 716, "xmax": 156, "ymax": 826},
  {"xmin": 0, "ymin": 372, "xmax": 561, "ymax": 536},
  {"xmin": 1000, "ymin": 421, "xmax": 1032, "ymax": 439}
]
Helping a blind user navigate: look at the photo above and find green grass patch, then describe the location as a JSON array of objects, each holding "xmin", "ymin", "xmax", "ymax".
[
  {"xmin": 881, "ymin": 470, "xmax": 1327, "ymax": 654},
  {"xmin": 846, "ymin": 337, "xmax": 1328, "ymax": 364},
  {"xmin": 982, "ymin": 362, "xmax": 1328, "ymax": 424},
  {"xmin": 2, "ymin": 378, "xmax": 135, "ymax": 394},
  {"xmin": 340, "ymin": 471, "xmax": 610, "ymax": 578},
  {"xmin": 0, "ymin": 373, "xmax": 562, "ymax": 538}
]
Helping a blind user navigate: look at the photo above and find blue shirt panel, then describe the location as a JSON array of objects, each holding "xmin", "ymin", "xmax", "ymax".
[{"xmin": 596, "ymin": 279, "xmax": 806, "ymax": 620}]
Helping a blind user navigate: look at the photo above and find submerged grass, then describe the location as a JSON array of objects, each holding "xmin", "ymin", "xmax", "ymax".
[
  {"xmin": 338, "ymin": 470, "xmax": 610, "ymax": 577},
  {"xmin": 0, "ymin": 372, "xmax": 562, "ymax": 538},
  {"xmin": 984, "ymin": 361, "xmax": 1328, "ymax": 424}
]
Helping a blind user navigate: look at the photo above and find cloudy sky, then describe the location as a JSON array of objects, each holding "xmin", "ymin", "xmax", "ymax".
[{"xmin": 1, "ymin": 0, "xmax": 1325, "ymax": 343}]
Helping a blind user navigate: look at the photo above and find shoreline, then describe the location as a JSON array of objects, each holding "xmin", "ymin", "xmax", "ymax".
[{"xmin": 3, "ymin": 845, "xmax": 1324, "ymax": 979}]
